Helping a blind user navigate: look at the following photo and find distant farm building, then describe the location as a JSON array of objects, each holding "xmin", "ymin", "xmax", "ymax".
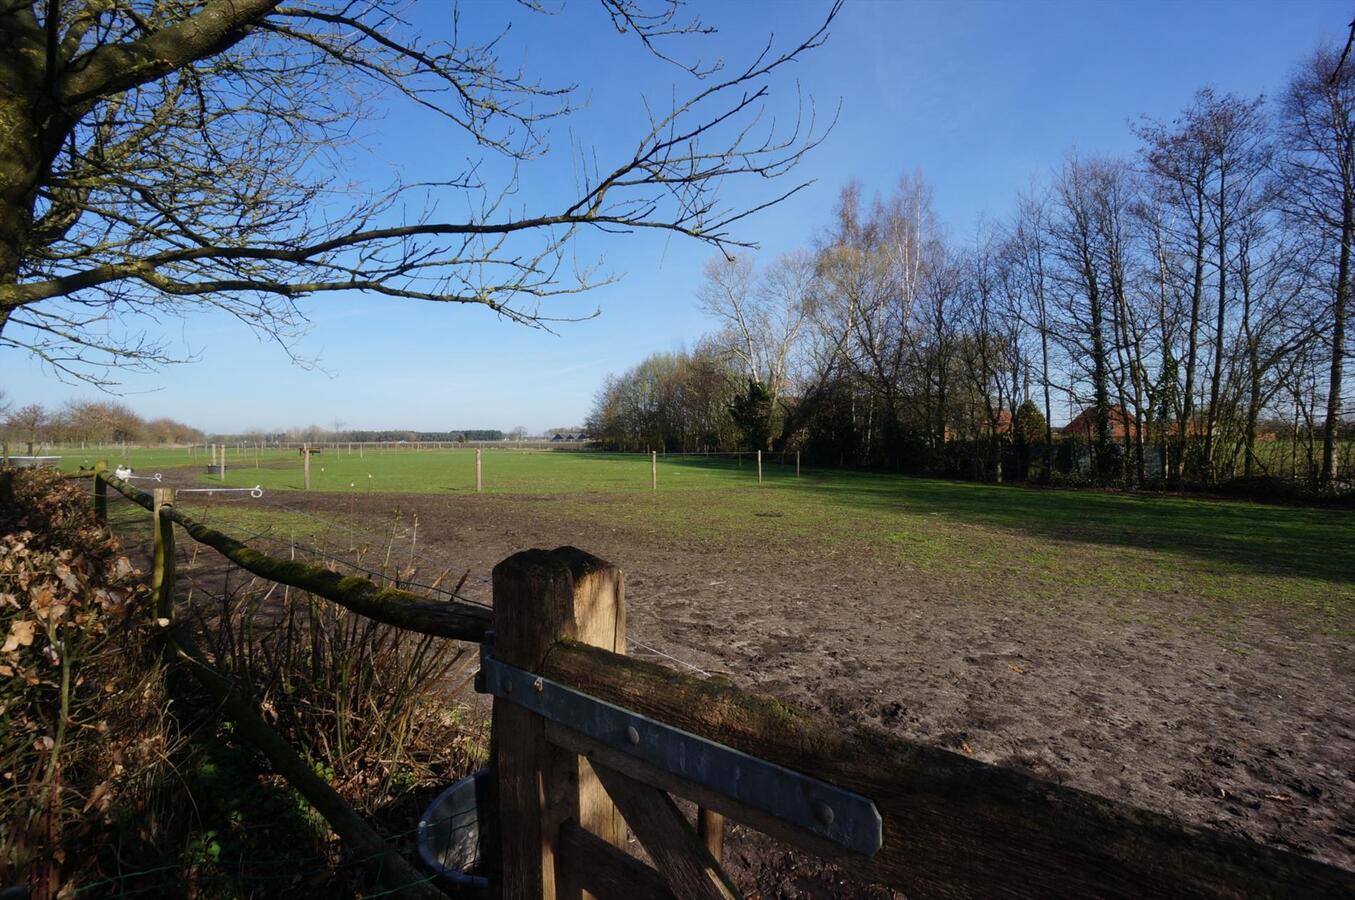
[
  {"xmin": 1060, "ymin": 405, "xmax": 1158, "ymax": 477},
  {"xmin": 1060, "ymin": 404, "xmax": 1141, "ymax": 442},
  {"xmin": 550, "ymin": 430, "xmax": 588, "ymax": 442}
]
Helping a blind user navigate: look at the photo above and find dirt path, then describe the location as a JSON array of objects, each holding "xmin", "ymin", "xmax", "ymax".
[{"xmin": 158, "ymin": 481, "xmax": 1355, "ymax": 896}]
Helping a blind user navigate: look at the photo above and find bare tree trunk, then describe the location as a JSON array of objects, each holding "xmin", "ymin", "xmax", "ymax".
[
  {"xmin": 1089, "ymin": 278, "xmax": 1113, "ymax": 480},
  {"xmin": 1179, "ymin": 197, "xmax": 1207, "ymax": 483},
  {"xmin": 1040, "ymin": 327, "xmax": 1054, "ymax": 477},
  {"xmin": 1205, "ymin": 166, "xmax": 1228, "ymax": 483},
  {"xmin": 1322, "ymin": 197, "xmax": 1351, "ymax": 486},
  {"xmin": 1244, "ymin": 378, "xmax": 1262, "ymax": 478},
  {"xmin": 0, "ymin": 103, "xmax": 39, "ymax": 337}
]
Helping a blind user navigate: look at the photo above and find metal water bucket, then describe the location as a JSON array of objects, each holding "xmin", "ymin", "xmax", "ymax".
[{"xmin": 417, "ymin": 768, "xmax": 493, "ymax": 895}]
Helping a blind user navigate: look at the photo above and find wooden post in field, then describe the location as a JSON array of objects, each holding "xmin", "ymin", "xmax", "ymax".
[
  {"xmin": 796, "ymin": 450, "xmax": 801, "ymax": 478},
  {"xmin": 493, "ymin": 548, "xmax": 626, "ymax": 900},
  {"xmin": 476, "ymin": 448, "xmax": 483, "ymax": 493},
  {"xmin": 255, "ymin": 442, "xmax": 260, "ymax": 469},
  {"xmin": 651, "ymin": 450, "xmax": 657, "ymax": 490},
  {"xmin": 151, "ymin": 487, "xmax": 176, "ymax": 622},
  {"xmin": 757, "ymin": 450, "xmax": 763, "ymax": 485},
  {"xmin": 93, "ymin": 461, "xmax": 107, "ymax": 523},
  {"xmin": 303, "ymin": 444, "xmax": 311, "ymax": 491}
]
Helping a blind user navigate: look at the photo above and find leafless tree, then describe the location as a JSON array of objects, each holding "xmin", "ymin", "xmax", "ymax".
[
  {"xmin": 1138, "ymin": 103, "xmax": 1214, "ymax": 481},
  {"xmin": 1002, "ymin": 189, "xmax": 1057, "ymax": 476},
  {"xmin": 1051, "ymin": 155, "xmax": 1116, "ymax": 479},
  {"xmin": 697, "ymin": 250, "xmax": 814, "ymax": 448},
  {"xmin": 0, "ymin": 0, "xmax": 839, "ymax": 385},
  {"xmin": 6, "ymin": 403, "xmax": 47, "ymax": 454},
  {"xmin": 1278, "ymin": 43, "xmax": 1355, "ymax": 486}
]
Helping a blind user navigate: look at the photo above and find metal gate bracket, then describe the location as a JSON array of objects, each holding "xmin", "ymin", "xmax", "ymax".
[{"xmin": 476, "ymin": 644, "xmax": 883, "ymax": 857}]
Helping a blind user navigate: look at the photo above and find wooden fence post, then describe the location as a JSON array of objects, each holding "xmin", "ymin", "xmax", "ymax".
[
  {"xmin": 492, "ymin": 548, "xmax": 626, "ymax": 900},
  {"xmin": 93, "ymin": 461, "xmax": 107, "ymax": 523},
  {"xmin": 152, "ymin": 487, "xmax": 176, "ymax": 622},
  {"xmin": 303, "ymin": 444, "xmax": 311, "ymax": 491},
  {"xmin": 796, "ymin": 451, "xmax": 801, "ymax": 478},
  {"xmin": 652, "ymin": 450, "xmax": 657, "ymax": 491},
  {"xmin": 476, "ymin": 448, "xmax": 483, "ymax": 493},
  {"xmin": 757, "ymin": 450, "xmax": 762, "ymax": 485}
]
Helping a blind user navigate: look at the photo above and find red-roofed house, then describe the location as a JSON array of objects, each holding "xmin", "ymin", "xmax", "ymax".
[{"xmin": 1060, "ymin": 405, "xmax": 1140, "ymax": 442}]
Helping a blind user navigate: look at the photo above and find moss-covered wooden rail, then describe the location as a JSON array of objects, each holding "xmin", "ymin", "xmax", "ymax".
[
  {"xmin": 91, "ymin": 469, "xmax": 1355, "ymax": 899},
  {"xmin": 100, "ymin": 471, "xmax": 491, "ymax": 641}
]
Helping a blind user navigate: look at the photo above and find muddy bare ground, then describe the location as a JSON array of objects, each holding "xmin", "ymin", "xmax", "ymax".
[{"xmin": 148, "ymin": 480, "xmax": 1355, "ymax": 897}]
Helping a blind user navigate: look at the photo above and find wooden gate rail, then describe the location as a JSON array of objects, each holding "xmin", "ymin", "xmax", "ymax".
[{"xmin": 100, "ymin": 472, "xmax": 491, "ymax": 641}]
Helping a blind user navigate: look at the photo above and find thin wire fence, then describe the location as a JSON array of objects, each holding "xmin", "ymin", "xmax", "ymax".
[{"xmin": 135, "ymin": 475, "xmax": 714, "ymax": 675}]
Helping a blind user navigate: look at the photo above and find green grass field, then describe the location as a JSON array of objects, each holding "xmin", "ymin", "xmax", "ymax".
[{"xmin": 59, "ymin": 445, "xmax": 1355, "ymax": 627}]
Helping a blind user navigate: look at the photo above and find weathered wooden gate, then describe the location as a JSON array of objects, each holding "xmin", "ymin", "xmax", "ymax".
[{"xmin": 481, "ymin": 547, "xmax": 1352, "ymax": 900}]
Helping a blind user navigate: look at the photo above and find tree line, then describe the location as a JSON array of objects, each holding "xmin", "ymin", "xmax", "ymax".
[
  {"xmin": 0, "ymin": 392, "xmax": 523, "ymax": 452},
  {"xmin": 0, "ymin": 394, "xmax": 203, "ymax": 454},
  {"xmin": 589, "ymin": 43, "xmax": 1355, "ymax": 493}
]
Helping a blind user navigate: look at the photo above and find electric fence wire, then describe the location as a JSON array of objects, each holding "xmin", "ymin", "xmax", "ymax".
[
  {"xmin": 112, "ymin": 469, "xmax": 717, "ymax": 677},
  {"xmin": 629, "ymin": 637, "xmax": 712, "ymax": 678},
  {"xmin": 264, "ymin": 495, "xmax": 490, "ymax": 607},
  {"xmin": 185, "ymin": 493, "xmax": 714, "ymax": 679},
  {"xmin": 177, "ymin": 495, "xmax": 491, "ymax": 610},
  {"xmin": 187, "ymin": 490, "xmax": 728, "ymax": 671}
]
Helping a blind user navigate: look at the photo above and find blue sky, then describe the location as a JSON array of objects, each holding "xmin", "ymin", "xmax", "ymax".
[{"xmin": 2, "ymin": 0, "xmax": 1348, "ymax": 434}]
